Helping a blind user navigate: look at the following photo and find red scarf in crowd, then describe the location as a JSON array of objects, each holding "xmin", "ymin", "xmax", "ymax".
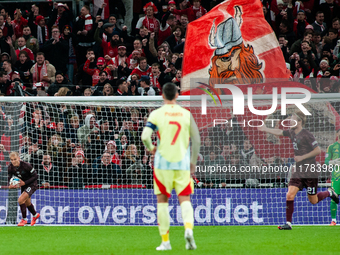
[
  {"xmin": 32, "ymin": 61, "xmax": 48, "ymax": 86},
  {"xmin": 42, "ymin": 162, "xmax": 53, "ymax": 173},
  {"xmin": 142, "ymin": 16, "xmax": 159, "ymax": 32},
  {"xmin": 84, "ymin": 14, "xmax": 93, "ymax": 31},
  {"xmin": 150, "ymin": 72, "xmax": 161, "ymax": 92}
]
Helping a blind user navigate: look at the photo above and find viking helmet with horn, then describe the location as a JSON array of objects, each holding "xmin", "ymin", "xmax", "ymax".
[{"xmin": 209, "ymin": 6, "xmax": 243, "ymax": 56}]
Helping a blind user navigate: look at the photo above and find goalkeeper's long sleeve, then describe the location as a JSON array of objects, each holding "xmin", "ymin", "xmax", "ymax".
[
  {"xmin": 190, "ymin": 114, "xmax": 201, "ymax": 166},
  {"xmin": 141, "ymin": 126, "xmax": 155, "ymax": 152}
]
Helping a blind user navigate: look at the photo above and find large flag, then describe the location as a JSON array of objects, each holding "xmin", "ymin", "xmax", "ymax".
[{"xmin": 181, "ymin": 0, "xmax": 290, "ymax": 94}]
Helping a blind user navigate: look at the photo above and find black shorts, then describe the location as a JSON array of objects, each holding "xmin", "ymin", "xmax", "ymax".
[
  {"xmin": 289, "ymin": 178, "xmax": 318, "ymax": 195},
  {"xmin": 21, "ymin": 184, "xmax": 38, "ymax": 197}
]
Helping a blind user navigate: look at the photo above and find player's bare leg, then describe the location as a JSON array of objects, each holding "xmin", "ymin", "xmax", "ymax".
[
  {"xmin": 17, "ymin": 192, "xmax": 30, "ymax": 226},
  {"xmin": 278, "ymin": 186, "xmax": 299, "ymax": 230},
  {"xmin": 156, "ymin": 194, "xmax": 171, "ymax": 251},
  {"xmin": 25, "ymin": 197, "xmax": 40, "ymax": 226},
  {"xmin": 179, "ymin": 195, "xmax": 196, "ymax": 250}
]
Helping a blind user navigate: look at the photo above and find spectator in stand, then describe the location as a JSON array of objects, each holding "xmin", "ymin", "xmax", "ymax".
[
  {"xmin": 14, "ymin": 37, "xmax": 34, "ymax": 61},
  {"xmin": 289, "ymin": 31, "xmax": 315, "ymax": 55},
  {"xmin": 95, "ymin": 152, "xmax": 121, "ymax": 185},
  {"xmin": 17, "ymin": 26, "xmax": 39, "ymax": 55},
  {"xmin": 158, "ymin": 12, "xmax": 176, "ymax": 47},
  {"xmin": 128, "ymin": 81, "xmax": 140, "ymax": 96},
  {"xmin": 121, "ymin": 144, "xmax": 140, "ymax": 172},
  {"xmin": 55, "ymin": 121, "xmax": 68, "ymax": 141},
  {"xmin": 0, "ymin": 14, "xmax": 12, "ymax": 38},
  {"xmin": 293, "ymin": 10, "xmax": 309, "ymax": 40},
  {"xmin": 172, "ymin": 70, "xmax": 181, "ymax": 92},
  {"xmin": 75, "ymin": 48, "xmax": 95, "ymax": 88},
  {"xmin": 0, "ymin": 71, "xmax": 9, "ymax": 94},
  {"xmin": 83, "ymin": 56, "xmax": 112, "ymax": 87},
  {"xmin": 278, "ymin": 35, "xmax": 290, "ymax": 63},
  {"xmin": 171, "ymin": 0, "xmax": 207, "ymax": 22},
  {"xmin": 67, "ymin": 116, "xmax": 80, "ymax": 144},
  {"xmin": 12, "ymin": 8, "xmax": 28, "ymax": 38},
  {"xmin": 2, "ymin": 60, "xmax": 14, "ymax": 81},
  {"xmin": 37, "ymin": 154, "xmax": 60, "ymax": 188},
  {"xmin": 47, "ymin": 72, "xmax": 74, "ymax": 96},
  {"xmin": 149, "ymin": 63, "xmax": 172, "ymax": 93},
  {"xmin": 95, "ymin": 21, "xmax": 122, "ymax": 58},
  {"xmin": 98, "ymin": 119, "xmax": 114, "ymax": 143},
  {"xmin": 61, "ymin": 25, "xmax": 78, "ymax": 83},
  {"xmin": 67, "ymin": 150, "xmax": 90, "ymax": 188},
  {"xmin": 47, "ymin": 134, "xmax": 66, "ymax": 168},
  {"xmin": 102, "ymin": 83, "xmax": 114, "ymax": 96},
  {"xmin": 328, "ymin": 28, "xmax": 339, "ymax": 48},
  {"xmin": 179, "ymin": 14, "xmax": 189, "ymax": 33},
  {"xmin": 313, "ymin": 32, "xmax": 323, "ymax": 59},
  {"xmin": 165, "ymin": 25, "xmax": 185, "ymax": 53},
  {"xmin": 14, "ymin": 51, "xmax": 33, "ymax": 86},
  {"xmin": 127, "ymin": 50, "xmax": 141, "ymax": 70},
  {"xmin": 278, "ymin": 20, "xmax": 296, "ymax": 47},
  {"xmin": 0, "ymin": 29, "xmax": 12, "ymax": 56},
  {"xmin": 136, "ymin": 2, "xmax": 160, "ymax": 34},
  {"xmin": 128, "ymin": 57, "xmax": 151, "ymax": 81},
  {"xmin": 83, "ymin": 88, "xmax": 92, "ymax": 96},
  {"xmin": 105, "ymin": 140, "xmax": 121, "ymax": 166},
  {"xmin": 42, "ymin": 27, "xmax": 69, "ymax": 74},
  {"xmin": 138, "ymin": 75, "xmax": 156, "ymax": 96},
  {"xmin": 312, "ymin": 11, "xmax": 327, "ymax": 37},
  {"xmin": 204, "ymin": 150, "xmax": 225, "ymax": 166},
  {"xmin": 30, "ymin": 52, "xmax": 56, "ymax": 87},
  {"xmin": 320, "ymin": 0, "xmax": 340, "ymax": 29},
  {"xmin": 77, "ymin": 114, "xmax": 100, "ymax": 146},
  {"xmin": 115, "ymin": 79, "xmax": 129, "ymax": 96},
  {"xmin": 148, "ymin": 37, "xmax": 168, "ymax": 70},
  {"xmin": 332, "ymin": 18, "xmax": 340, "ymax": 37},
  {"xmin": 74, "ymin": 5, "xmax": 95, "ymax": 65},
  {"xmin": 48, "ymin": 3, "xmax": 72, "ymax": 33},
  {"xmin": 31, "ymin": 15, "xmax": 49, "ymax": 49},
  {"xmin": 118, "ymin": 134, "xmax": 128, "ymax": 155}
]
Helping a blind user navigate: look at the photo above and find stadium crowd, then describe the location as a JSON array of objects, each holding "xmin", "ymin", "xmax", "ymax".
[{"xmin": 0, "ymin": 0, "xmax": 339, "ymax": 187}]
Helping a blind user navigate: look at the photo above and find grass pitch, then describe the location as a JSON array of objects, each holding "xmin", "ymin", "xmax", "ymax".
[{"xmin": 0, "ymin": 225, "xmax": 338, "ymax": 255}]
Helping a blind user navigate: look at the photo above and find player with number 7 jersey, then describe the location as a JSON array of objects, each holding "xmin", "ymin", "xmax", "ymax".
[{"xmin": 142, "ymin": 83, "xmax": 200, "ymax": 251}]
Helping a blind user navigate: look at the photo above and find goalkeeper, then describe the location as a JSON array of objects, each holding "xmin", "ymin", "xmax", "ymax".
[{"xmin": 325, "ymin": 129, "xmax": 340, "ymax": 226}]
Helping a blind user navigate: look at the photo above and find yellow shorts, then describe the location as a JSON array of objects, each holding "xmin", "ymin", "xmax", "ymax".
[{"xmin": 153, "ymin": 168, "xmax": 194, "ymax": 198}]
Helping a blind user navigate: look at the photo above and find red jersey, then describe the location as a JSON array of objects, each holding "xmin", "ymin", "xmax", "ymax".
[
  {"xmin": 130, "ymin": 65, "xmax": 152, "ymax": 78},
  {"xmin": 83, "ymin": 59, "xmax": 112, "ymax": 86},
  {"xmin": 15, "ymin": 47, "xmax": 34, "ymax": 61}
]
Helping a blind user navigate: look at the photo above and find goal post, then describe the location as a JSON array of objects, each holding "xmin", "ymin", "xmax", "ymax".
[{"xmin": 0, "ymin": 93, "xmax": 338, "ymax": 225}]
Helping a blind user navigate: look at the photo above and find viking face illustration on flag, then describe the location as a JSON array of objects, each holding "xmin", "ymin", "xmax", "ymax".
[
  {"xmin": 181, "ymin": 0, "xmax": 290, "ymax": 94},
  {"xmin": 208, "ymin": 6, "xmax": 263, "ymax": 86}
]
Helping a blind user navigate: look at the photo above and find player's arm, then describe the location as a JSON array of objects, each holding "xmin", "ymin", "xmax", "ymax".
[
  {"xmin": 141, "ymin": 123, "xmax": 156, "ymax": 153},
  {"xmin": 295, "ymin": 146, "xmax": 321, "ymax": 162},
  {"xmin": 190, "ymin": 113, "xmax": 201, "ymax": 173},
  {"xmin": 257, "ymin": 125, "xmax": 283, "ymax": 136}
]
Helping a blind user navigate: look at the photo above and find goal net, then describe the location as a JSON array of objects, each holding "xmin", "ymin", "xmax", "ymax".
[{"xmin": 0, "ymin": 89, "xmax": 338, "ymax": 225}]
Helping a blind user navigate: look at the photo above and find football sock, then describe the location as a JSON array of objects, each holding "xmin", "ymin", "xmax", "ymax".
[
  {"xmin": 181, "ymin": 201, "xmax": 194, "ymax": 230},
  {"xmin": 286, "ymin": 200, "xmax": 294, "ymax": 223},
  {"xmin": 27, "ymin": 204, "xmax": 37, "ymax": 216},
  {"xmin": 331, "ymin": 200, "xmax": 337, "ymax": 220},
  {"xmin": 317, "ymin": 191, "xmax": 329, "ymax": 202},
  {"xmin": 20, "ymin": 204, "xmax": 27, "ymax": 219},
  {"xmin": 157, "ymin": 203, "xmax": 170, "ymax": 242}
]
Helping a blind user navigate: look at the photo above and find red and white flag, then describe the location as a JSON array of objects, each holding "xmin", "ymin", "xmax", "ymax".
[{"xmin": 181, "ymin": 0, "xmax": 290, "ymax": 94}]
